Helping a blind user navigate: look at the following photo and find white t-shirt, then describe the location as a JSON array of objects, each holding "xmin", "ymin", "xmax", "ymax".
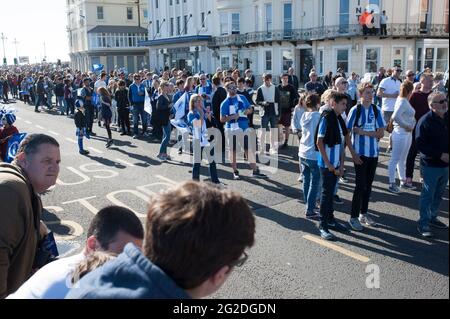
[
  {"xmin": 379, "ymin": 77, "xmax": 401, "ymax": 112},
  {"xmin": 94, "ymin": 80, "xmax": 107, "ymax": 92},
  {"xmin": 7, "ymin": 253, "xmax": 85, "ymax": 299}
]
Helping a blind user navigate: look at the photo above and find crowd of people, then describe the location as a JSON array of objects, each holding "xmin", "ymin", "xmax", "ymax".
[{"xmin": 0, "ymin": 60, "xmax": 448, "ymax": 298}]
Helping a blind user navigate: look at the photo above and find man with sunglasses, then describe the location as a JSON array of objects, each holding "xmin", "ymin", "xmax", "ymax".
[
  {"xmin": 195, "ymin": 74, "xmax": 213, "ymax": 111},
  {"xmin": 415, "ymin": 93, "xmax": 449, "ymax": 238},
  {"xmin": 66, "ymin": 181, "xmax": 254, "ymax": 299}
]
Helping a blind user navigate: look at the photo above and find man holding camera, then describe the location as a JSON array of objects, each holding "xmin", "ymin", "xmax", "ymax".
[{"xmin": 0, "ymin": 134, "xmax": 61, "ymax": 298}]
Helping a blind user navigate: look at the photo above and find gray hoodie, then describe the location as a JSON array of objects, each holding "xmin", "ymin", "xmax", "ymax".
[{"xmin": 299, "ymin": 111, "xmax": 321, "ymax": 160}]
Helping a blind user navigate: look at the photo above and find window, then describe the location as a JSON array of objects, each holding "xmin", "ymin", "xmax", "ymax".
[
  {"xmin": 336, "ymin": 49, "xmax": 349, "ymax": 73},
  {"xmin": 419, "ymin": 0, "xmax": 430, "ymax": 32},
  {"xmin": 231, "ymin": 13, "xmax": 240, "ymax": 34},
  {"xmin": 220, "ymin": 13, "xmax": 228, "ymax": 36},
  {"xmin": 283, "ymin": 3, "xmax": 293, "ymax": 38},
  {"xmin": 184, "ymin": 15, "xmax": 188, "ymax": 34},
  {"xmin": 221, "ymin": 56, "xmax": 230, "ymax": 69},
  {"xmin": 417, "ymin": 48, "xmax": 423, "ymax": 71},
  {"xmin": 201, "ymin": 12, "xmax": 205, "ymax": 28},
  {"xmin": 424, "ymin": 48, "xmax": 434, "ymax": 69},
  {"xmin": 127, "ymin": 7, "xmax": 133, "ymax": 20},
  {"xmin": 318, "ymin": 50, "xmax": 324, "ymax": 75},
  {"xmin": 320, "ymin": 0, "xmax": 325, "ymax": 26},
  {"xmin": 156, "ymin": 0, "xmax": 159, "ymax": 9},
  {"xmin": 265, "ymin": 4, "xmax": 273, "ymax": 33},
  {"xmin": 177, "ymin": 16, "xmax": 181, "ymax": 35},
  {"xmin": 170, "ymin": 18, "xmax": 174, "ymax": 36},
  {"xmin": 255, "ymin": 6, "xmax": 259, "ymax": 31},
  {"xmin": 156, "ymin": 20, "xmax": 160, "ymax": 35},
  {"xmin": 282, "ymin": 50, "xmax": 294, "ymax": 71},
  {"xmin": 365, "ymin": 48, "xmax": 379, "ymax": 73},
  {"xmin": 143, "ymin": 9, "xmax": 148, "ymax": 19},
  {"xmin": 339, "ymin": 0, "xmax": 349, "ymax": 33},
  {"xmin": 97, "ymin": 6, "xmax": 103, "ymax": 20},
  {"xmin": 445, "ymin": 0, "xmax": 449, "ymax": 33},
  {"xmin": 265, "ymin": 51, "xmax": 272, "ymax": 71},
  {"xmin": 436, "ymin": 48, "xmax": 448, "ymax": 72}
]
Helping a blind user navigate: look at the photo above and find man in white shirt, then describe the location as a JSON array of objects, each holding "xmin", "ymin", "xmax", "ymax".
[
  {"xmin": 377, "ymin": 65, "xmax": 402, "ymax": 151},
  {"xmin": 380, "ymin": 11, "xmax": 388, "ymax": 36},
  {"xmin": 7, "ymin": 206, "xmax": 144, "ymax": 299},
  {"xmin": 94, "ymin": 72, "xmax": 107, "ymax": 93}
]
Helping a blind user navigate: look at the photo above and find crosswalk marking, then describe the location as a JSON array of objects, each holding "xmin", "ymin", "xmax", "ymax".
[
  {"xmin": 115, "ymin": 158, "xmax": 135, "ymax": 167},
  {"xmin": 35, "ymin": 125, "xmax": 44, "ymax": 129},
  {"xmin": 48, "ymin": 130, "xmax": 60, "ymax": 136},
  {"xmin": 65, "ymin": 138, "xmax": 78, "ymax": 144},
  {"xmin": 303, "ymin": 235, "xmax": 370, "ymax": 263},
  {"xmin": 24, "ymin": 120, "xmax": 32, "ymax": 124},
  {"xmin": 155, "ymin": 175, "xmax": 177, "ymax": 185},
  {"xmin": 88, "ymin": 147, "xmax": 104, "ymax": 154}
]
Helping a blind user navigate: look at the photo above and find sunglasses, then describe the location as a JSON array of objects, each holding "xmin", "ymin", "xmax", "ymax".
[
  {"xmin": 229, "ymin": 252, "xmax": 248, "ymax": 268},
  {"xmin": 407, "ymin": 74, "xmax": 415, "ymax": 77},
  {"xmin": 395, "ymin": 69, "xmax": 403, "ymax": 72},
  {"xmin": 227, "ymin": 86, "xmax": 237, "ymax": 90},
  {"xmin": 432, "ymin": 99, "xmax": 448, "ymax": 105}
]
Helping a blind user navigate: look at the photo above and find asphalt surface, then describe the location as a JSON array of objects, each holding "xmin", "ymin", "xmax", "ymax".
[{"xmin": 6, "ymin": 98, "xmax": 449, "ymax": 299}]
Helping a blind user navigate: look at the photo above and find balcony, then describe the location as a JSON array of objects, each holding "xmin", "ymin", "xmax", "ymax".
[
  {"xmin": 210, "ymin": 23, "xmax": 449, "ymax": 47},
  {"xmin": 88, "ymin": 33, "xmax": 148, "ymax": 50}
]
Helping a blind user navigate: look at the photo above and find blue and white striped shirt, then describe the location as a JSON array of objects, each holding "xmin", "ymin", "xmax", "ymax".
[
  {"xmin": 317, "ymin": 117, "xmax": 344, "ymax": 169},
  {"xmin": 346, "ymin": 104, "xmax": 386, "ymax": 158}
]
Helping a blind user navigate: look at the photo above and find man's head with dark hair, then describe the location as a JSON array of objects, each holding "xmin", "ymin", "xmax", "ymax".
[
  {"xmin": 86, "ymin": 206, "xmax": 144, "ymax": 254},
  {"xmin": 14, "ymin": 134, "xmax": 61, "ymax": 194},
  {"xmin": 212, "ymin": 76, "xmax": 221, "ymax": 87},
  {"xmin": 144, "ymin": 181, "xmax": 255, "ymax": 298},
  {"xmin": 329, "ymin": 91, "xmax": 348, "ymax": 115}
]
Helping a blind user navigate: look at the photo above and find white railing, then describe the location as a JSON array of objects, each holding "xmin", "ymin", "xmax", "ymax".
[{"xmin": 88, "ymin": 33, "xmax": 148, "ymax": 49}]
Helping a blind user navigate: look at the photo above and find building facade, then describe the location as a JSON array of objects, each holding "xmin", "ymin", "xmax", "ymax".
[
  {"xmin": 66, "ymin": 0, "xmax": 149, "ymax": 73},
  {"xmin": 143, "ymin": 0, "xmax": 448, "ymax": 83}
]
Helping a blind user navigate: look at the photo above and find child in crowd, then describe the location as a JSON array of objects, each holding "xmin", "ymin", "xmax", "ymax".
[
  {"xmin": 74, "ymin": 99, "xmax": 90, "ymax": 155},
  {"xmin": 0, "ymin": 113, "xmax": 19, "ymax": 162}
]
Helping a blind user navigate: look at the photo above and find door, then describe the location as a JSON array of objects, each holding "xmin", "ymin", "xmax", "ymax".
[{"xmin": 300, "ymin": 49, "xmax": 313, "ymax": 83}]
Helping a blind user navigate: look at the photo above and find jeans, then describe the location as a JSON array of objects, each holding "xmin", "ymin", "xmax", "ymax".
[
  {"xmin": 388, "ymin": 132, "xmax": 412, "ymax": 183},
  {"xmin": 46, "ymin": 93, "xmax": 53, "ymax": 108},
  {"xmin": 159, "ymin": 122, "xmax": 172, "ymax": 154},
  {"xmin": 132, "ymin": 103, "xmax": 147, "ymax": 135},
  {"xmin": 351, "ymin": 156, "xmax": 378, "ymax": 218},
  {"xmin": 35, "ymin": 94, "xmax": 45, "ymax": 110},
  {"xmin": 301, "ymin": 158, "xmax": 320, "ymax": 213},
  {"xmin": 261, "ymin": 114, "xmax": 278, "ymax": 129},
  {"xmin": 192, "ymin": 143, "xmax": 219, "ymax": 183},
  {"xmin": 56, "ymin": 96, "xmax": 65, "ymax": 113},
  {"xmin": 418, "ymin": 166, "xmax": 449, "ymax": 229},
  {"xmin": 319, "ymin": 168, "xmax": 338, "ymax": 231},
  {"xmin": 406, "ymin": 127, "xmax": 419, "ymax": 180},
  {"xmin": 84, "ymin": 104, "xmax": 95, "ymax": 133},
  {"xmin": 65, "ymin": 98, "xmax": 75, "ymax": 115}
]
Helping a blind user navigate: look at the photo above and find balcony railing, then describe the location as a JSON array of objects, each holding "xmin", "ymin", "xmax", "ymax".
[
  {"xmin": 211, "ymin": 23, "xmax": 449, "ymax": 47},
  {"xmin": 88, "ymin": 33, "xmax": 148, "ymax": 50}
]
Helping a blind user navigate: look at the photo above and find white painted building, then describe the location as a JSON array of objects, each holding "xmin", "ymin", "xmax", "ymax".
[
  {"xmin": 142, "ymin": 0, "xmax": 448, "ymax": 84},
  {"xmin": 66, "ymin": 0, "xmax": 149, "ymax": 72}
]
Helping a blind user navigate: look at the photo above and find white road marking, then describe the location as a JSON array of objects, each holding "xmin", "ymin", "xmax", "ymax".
[
  {"xmin": 65, "ymin": 138, "xmax": 78, "ymax": 144},
  {"xmin": 48, "ymin": 130, "xmax": 60, "ymax": 136},
  {"xmin": 115, "ymin": 158, "xmax": 135, "ymax": 167},
  {"xmin": 24, "ymin": 120, "xmax": 32, "ymax": 124},
  {"xmin": 16, "ymin": 116, "xmax": 22, "ymax": 120},
  {"xmin": 35, "ymin": 125, "xmax": 44, "ymax": 129},
  {"xmin": 88, "ymin": 147, "xmax": 104, "ymax": 154},
  {"xmin": 303, "ymin": 235, "xmax": 370, "ymax": 263},
  {"xmin": 155, "ymin": 175, "xmax": 178, "ymax": 185}
]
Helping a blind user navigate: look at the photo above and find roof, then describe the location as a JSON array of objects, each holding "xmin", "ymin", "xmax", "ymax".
[
  {"xmin": 88, "ymin": 25, "xmax": 148, "ymax": 34},
  {"xmin": 138, "ymin": 35, "xmax": 212, "ymax": 47}
]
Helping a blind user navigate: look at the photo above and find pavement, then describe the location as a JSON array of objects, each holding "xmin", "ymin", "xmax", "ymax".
[{"xmin": 4, "ymin": 98, "xmax": 449, "ymax": 299}]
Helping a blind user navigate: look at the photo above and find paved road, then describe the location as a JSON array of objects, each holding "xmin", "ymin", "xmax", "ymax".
[{"xmin": 6, "ymin": 99, "xmax": 449, "ymax": 299}]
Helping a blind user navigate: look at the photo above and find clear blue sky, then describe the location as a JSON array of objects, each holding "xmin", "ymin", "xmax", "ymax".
[{"xmin": 0, "ymin": 0, "xmax": 69, "ymax": 64}]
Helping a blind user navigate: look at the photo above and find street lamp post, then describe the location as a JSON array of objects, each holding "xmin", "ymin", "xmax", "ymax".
[{"xmin": 1, "ymin": 33, "xmax": 7, "ymax": 65}]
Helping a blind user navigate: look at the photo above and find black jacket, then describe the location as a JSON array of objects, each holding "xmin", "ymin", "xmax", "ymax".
[
  {"xmin": 74, "ymin": 110, "xmax": 87, "ymax": 128},
  {"xmin": 314, "ymin": 109, "xmax": 348, "ymax": 150},
  {"xmin": 416, "ymin": 111, "xmax": 449, "ymax": 168},
  {"xmin": 212, "ymin": 86, "xmax": 227, "ymax": 122},
  {"xmin": 115, "ymin": 89, "xmax": 129, "ymax": 109}
]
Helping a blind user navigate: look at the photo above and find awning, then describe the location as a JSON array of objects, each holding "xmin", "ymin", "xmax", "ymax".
[{"xmin": 88, "ymin": 25, "xmax": 148, "ymax": 33}]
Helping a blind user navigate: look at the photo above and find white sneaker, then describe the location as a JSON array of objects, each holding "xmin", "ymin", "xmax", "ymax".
[
  {"xmin": 349, "ymin": 218, "xmax": 364, "ymax": 231},
  {"xmin": 359, "ymin": 214, "xmax": 377, "ymax": 227}
]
